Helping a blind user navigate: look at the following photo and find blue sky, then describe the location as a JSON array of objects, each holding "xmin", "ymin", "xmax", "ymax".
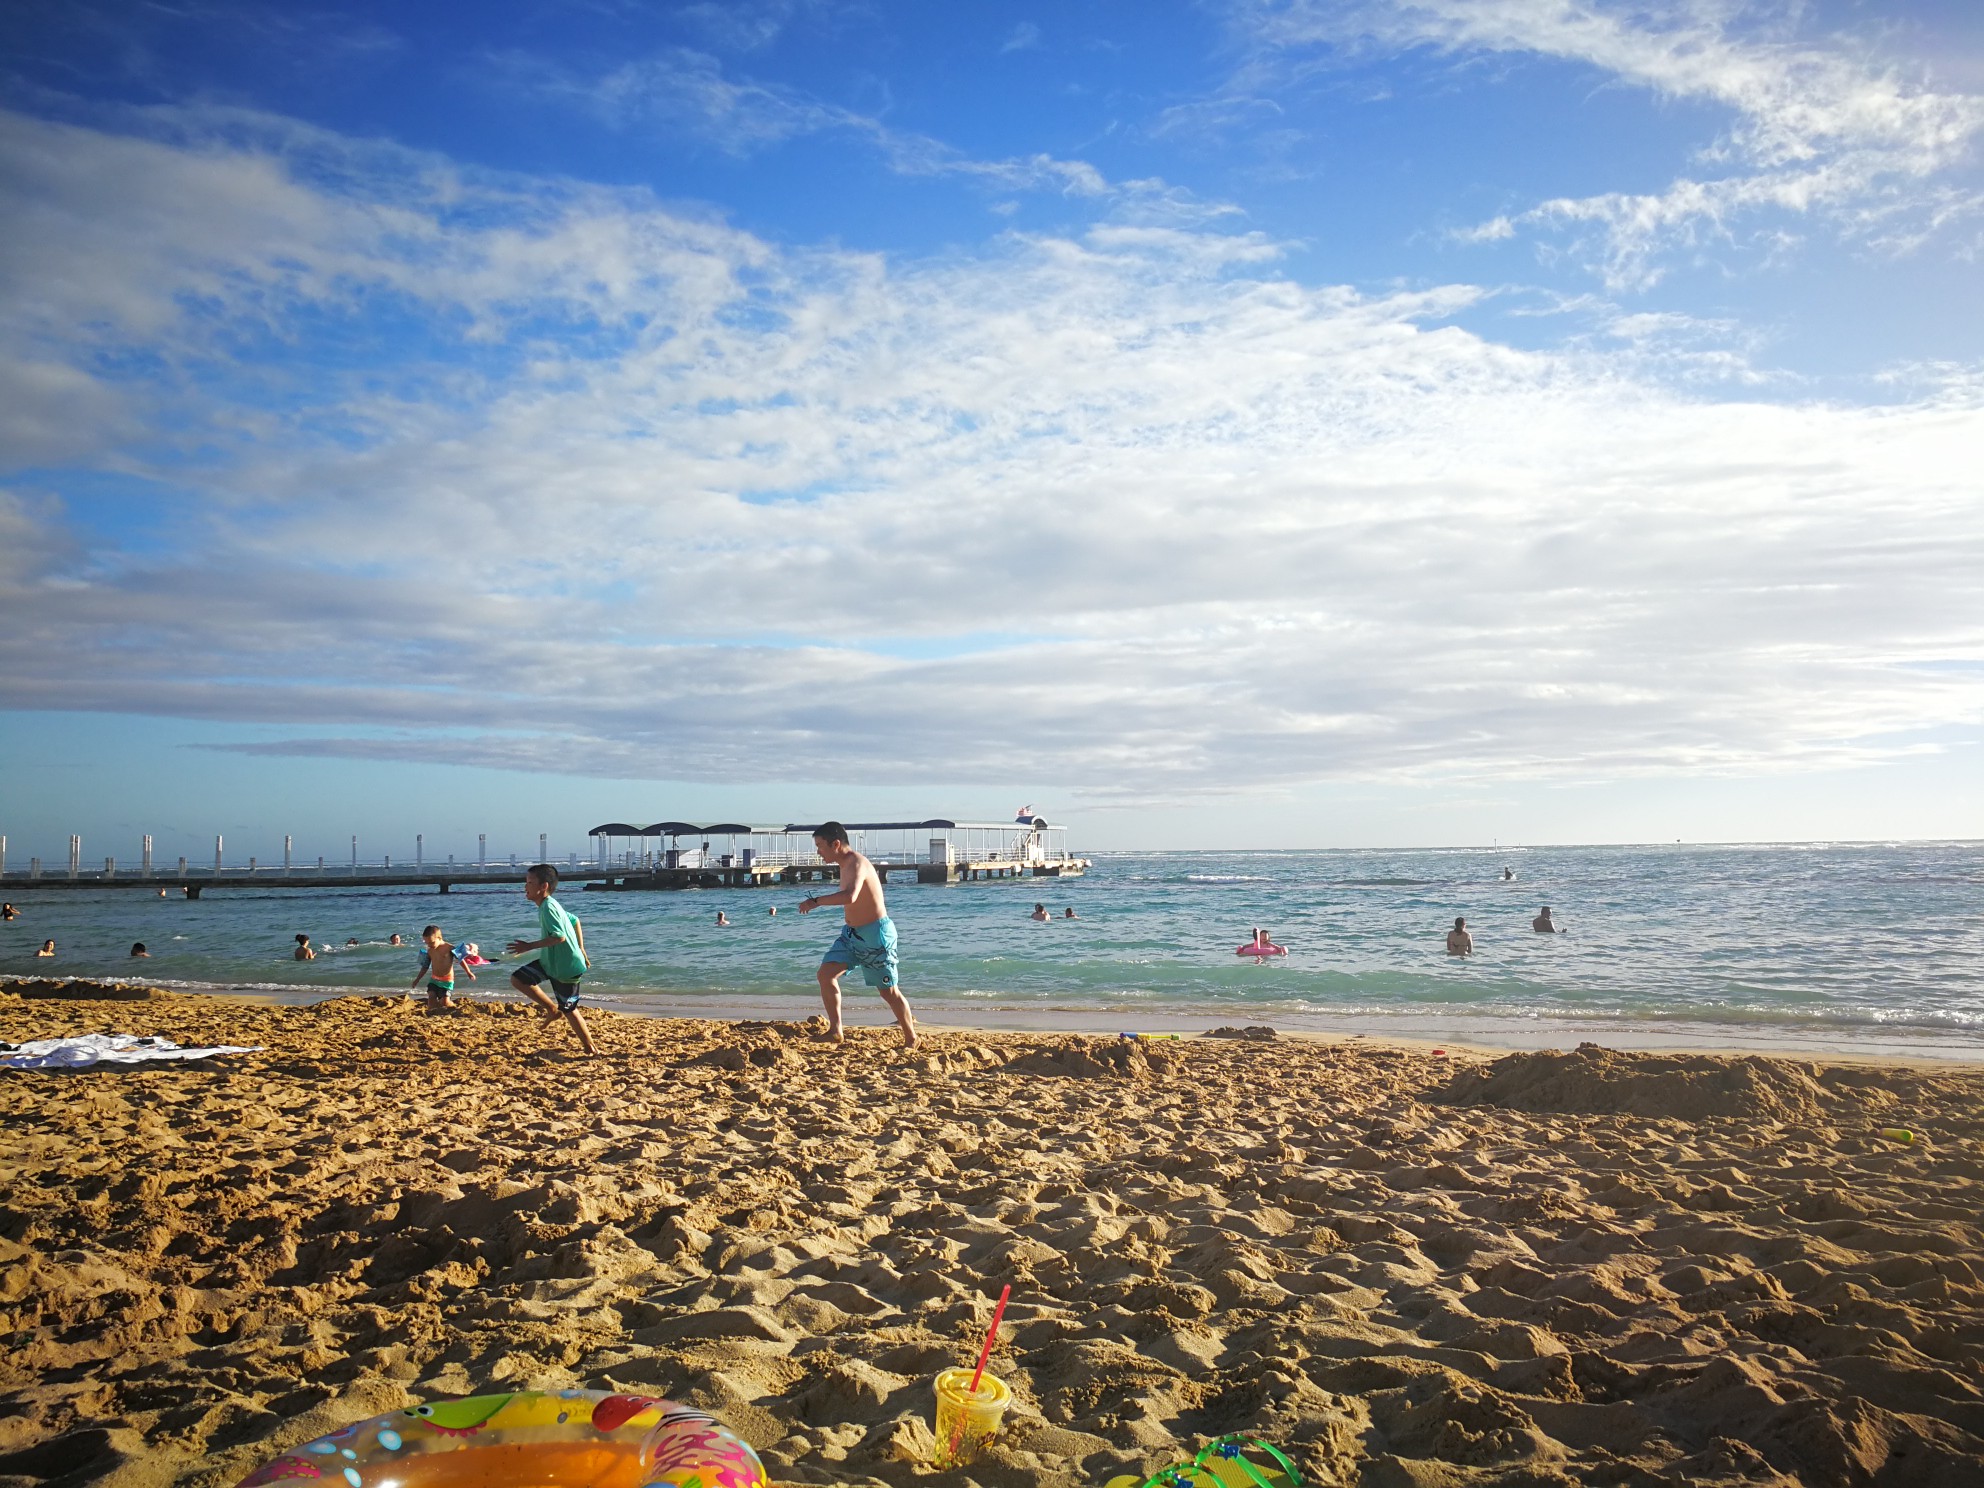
[{"xmin": 2, "ymin": 0, "xmax": 1981, "ymax": 861}]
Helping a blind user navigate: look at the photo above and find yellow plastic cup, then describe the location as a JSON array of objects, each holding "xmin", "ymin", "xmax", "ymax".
[{"xmin": 932, "ymin": 1367, "xmax": 1011, "ymax": 1468}]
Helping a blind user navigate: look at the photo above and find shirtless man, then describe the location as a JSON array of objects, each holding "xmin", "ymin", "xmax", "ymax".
[
  {"xmin": 1533, "ymin": 906, "xmax": 1564, "ymax": 933},
  {"xmin": 798, "ymin": 821, "xmax": 917, "ymax": 1047},
  {"xmin": 1446, "ymin": 916, "xmax": 1473, "ymax": 955}
]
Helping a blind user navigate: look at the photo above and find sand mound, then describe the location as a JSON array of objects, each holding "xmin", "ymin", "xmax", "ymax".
[
  {"xmin": 1, "ymin": 978, "xmax": 178, "ymax": 1002},
  {"xmin": 1438, "ymin": 1041, "xmax": 1833, "ymax": 1122},
  {"xmin": 1003, "ymin": 1035, "xmax": 1171, "ymax": 1078}
]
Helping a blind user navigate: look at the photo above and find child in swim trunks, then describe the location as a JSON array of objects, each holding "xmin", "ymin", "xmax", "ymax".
[
  {"xmin": 411, "ymin": 924, "xmax": 475, "ymax": 1010},
  {"xmin": 507, "ymin": 864, "xmax": 596, "ymax": 1055}
]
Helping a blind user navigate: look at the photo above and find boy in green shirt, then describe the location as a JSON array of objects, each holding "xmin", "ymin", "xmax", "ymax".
[{"xmin": 507, "ymin": 863, "xmax": 597, "ymax": 1055}]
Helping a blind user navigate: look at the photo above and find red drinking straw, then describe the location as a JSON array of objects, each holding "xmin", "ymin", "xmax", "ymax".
[{"xmin": 968, "ymin": 1284, "xmax": 1012, "ymax": 1395}]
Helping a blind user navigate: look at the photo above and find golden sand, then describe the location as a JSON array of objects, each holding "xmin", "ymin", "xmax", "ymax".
[{"xmin": 4, "ymin": 980, "xmax": 1983, "ymax": 1487}]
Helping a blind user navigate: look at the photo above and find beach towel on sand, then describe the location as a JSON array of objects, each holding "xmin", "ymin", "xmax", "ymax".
[{"xmin": 0, "ymin": 1034, "xmax": 264, "ymax": 1070}]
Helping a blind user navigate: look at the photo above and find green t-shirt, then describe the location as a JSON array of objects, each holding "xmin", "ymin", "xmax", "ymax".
[{"xmin": 537, "ymin": 895, "xmax": 588, "ymax": 981}]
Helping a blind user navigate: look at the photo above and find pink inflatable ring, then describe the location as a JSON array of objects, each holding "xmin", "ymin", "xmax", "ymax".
[{"xmin": 234, "ymin": 1389, "xmax": 767, "ymax": 1488}]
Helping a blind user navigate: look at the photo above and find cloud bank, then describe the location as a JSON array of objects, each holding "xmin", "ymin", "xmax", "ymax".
[
  {"xmin": 1, "ymin": 102, "xmax": 1981, "ymax": 799},
  {"xmin": 1231, "ymin": 0, "xmax": 1984, "ymax": 286}
]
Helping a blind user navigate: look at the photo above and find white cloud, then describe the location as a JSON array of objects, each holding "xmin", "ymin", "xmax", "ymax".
[
  {"xmin": 1227, "ymin": 0, "xmax": 1984, "ymax": 286},
  {"xmin": 502, "ymin": 46, "xmax": 1224, "ymax": 217},
  {"xmin": 1001, "ymin": 22, "xmax": 1043, "ymax": 56},
  {"xmin": 1, "ymin": 105, "xmax": 1981, "ymax": 801}
]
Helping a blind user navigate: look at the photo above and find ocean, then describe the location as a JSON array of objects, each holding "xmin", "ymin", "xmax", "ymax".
[{"xmin": 4, "ymin": 842, "xmax": 1981, "ymax": 1059}]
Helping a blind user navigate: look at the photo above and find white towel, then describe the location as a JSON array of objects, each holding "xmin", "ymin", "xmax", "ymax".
[{"xmin": 0, "ymin": 1033, "xmax": 264, "ymax": 1070}]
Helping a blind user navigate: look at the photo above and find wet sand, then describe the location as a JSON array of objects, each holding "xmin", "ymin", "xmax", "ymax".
[{"xmin": 4, "ymin": 979, "xmax": 1983, "ymax": 1487}]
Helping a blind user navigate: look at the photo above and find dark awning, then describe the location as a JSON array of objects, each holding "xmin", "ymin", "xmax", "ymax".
[
  {"xmin": 641, "ymin": 821, "xmax": 703, "ymax": 837},
  {"xmin": 587, "ymin": 822, "xmax": 643, "ymax": 836},
  {"xmin": 701, "ymin": 823, "xmax": 753, "ymax": 835}
]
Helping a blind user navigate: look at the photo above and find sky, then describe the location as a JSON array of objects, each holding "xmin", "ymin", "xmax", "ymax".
[{"xmin": 1, "ymin": 0, "xmax": 1981, "ymax": 863}]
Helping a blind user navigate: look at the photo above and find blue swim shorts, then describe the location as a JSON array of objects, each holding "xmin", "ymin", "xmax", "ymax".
[
  {"xmin": 821, "ymin": 916, "xmax": 900, "ymax": 990},
  {"xmin": 514, "ymin": 959, "xmax": 582, "ymax": 1012}
]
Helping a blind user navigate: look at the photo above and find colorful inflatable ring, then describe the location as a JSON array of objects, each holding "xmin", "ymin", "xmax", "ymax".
[
  {"xmin": 1235, "ymin": 942, "xmax": 1287, "ymax": 957},
  {"xmin": 233, "ymin": 1389, "xmax": 767, "ymax": 1488}
]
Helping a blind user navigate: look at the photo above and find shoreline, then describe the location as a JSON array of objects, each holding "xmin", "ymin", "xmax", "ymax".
[{"xmin": 26, "ymin": 972, "xmax": 1984, "ymax": 1067}]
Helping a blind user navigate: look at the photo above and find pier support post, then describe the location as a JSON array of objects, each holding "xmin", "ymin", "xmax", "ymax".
[
  {"xmin": 416, "ymin": 834, "xmax": 423, "ymax": 870},
  {"xmin": 142, "ymin": 835, "xmax": 152, "ymax": 878},
  {"xmin": 439, "ymin": 881, "xmax": 450, "ymax": 894},
  {"xmin": 284, "ymin": 835, "xmax": 292, "ymax": 875},
  {"xmin": 69, "ymin": 835, "xmax": 80, "ymax": 879},
  {"xmin": 186, "ymin": 884, "xmax": 201, "ymax": 899},
  {"xmin": 214, "ymin": 835, "xmax": 223, "ymax": 875}
]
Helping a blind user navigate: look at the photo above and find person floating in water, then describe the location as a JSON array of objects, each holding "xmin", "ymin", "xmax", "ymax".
[
  {"xmin": 799, "ymin": 821, "xmax": 917, "ymax": 1047},
  {"xmin": 1029, "ymin": 902, "xmax": 1049, "ymax": 921},
  {"xmin": 293, "ymin": 934, "xmax": 316, "ymax": 961},
  {"xmin": 1063, "ymin": 907, "xmax": 1078, "ymax": 919},
  {"xmin": 507, "ymin": 864, "xmax": 596, "ymax": 1056},
  {"xmin": 1533, "ymin": 906, "xmax": 1564, "ymax": 933},
  {"xmin": 130, "ymin": 942, "xmax": 151, "ymax": 958},
  {"xmin": 715, "ymin": 911, "xmax": 731, "ymax": 927},
  {"xmin": 388, "ymin": 932, "xmax": 403, "ymax": 947},
  {"xmin": 1446, "ymin": 917, "xmax": 1473, "ymax": 955},
  {"xmin": 411, "ymin": 923, "xmax": 475, "ymax": 1011}
]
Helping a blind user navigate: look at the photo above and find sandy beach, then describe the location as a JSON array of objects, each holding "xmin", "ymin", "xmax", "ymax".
[{"xmin": 4, "ymin": 979, "xmax": 1983, "ymax": 1488}]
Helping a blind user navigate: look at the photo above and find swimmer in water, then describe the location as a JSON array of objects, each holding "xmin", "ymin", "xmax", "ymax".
[
  {"xmin": 716, "ymin": 911, "xmax": 731, "ymax": 927},
  {"xmin": 36, "ymin": 939, "xmax": 56, "ymax": 958},
  {"xmin": 1446, "ymin": 917, "xmax": 1472, "ymax": 956},
  {"xmin": 1533, "ymin": 906, "xmax": 1564, "ymax": 933},
  {"xmin": 1063, "ymin": 907, "xmax": 1078, "ymax": 919},
  {"xmin": 1503, "ymin": 867, "xmax": 1514, "ymax": 881},
  {"xmin": 294, "ymin": 933, "xmax": 316, "ymax": 961},
  {"xmin": 0, "ymin": 903, "xmax": 15, "ymax": 920},
  {"xmin": 130, "ymin": 942, "xmax": 151, "ymax": 958},
  {"xmin": 1030, "ymin": 902, "xmax": 1049, "ymax": 921}
]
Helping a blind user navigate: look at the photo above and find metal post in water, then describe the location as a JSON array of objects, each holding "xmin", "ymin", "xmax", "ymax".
[
  {"xmin": 417, "ymin": 834, "xmax": 423, "ymax": 869},
  {"xmin": 31, "ymin": 857, "xmax": 42, "ymax": 878},
  {"xmin": 479, "ymin": 833, "xmax": 487, "ymax": 871},
  {"xmin": 249, "ymin": 856, "xmax": 257, "ymax": 874},
  {"xmin": 105, "ymin": 856, "xmax": 115, "ymax": 877},
  {"xmin": 351, "ymin": 835, "xmax": 358, "ymax": 873},
  {"xmin": 177, "ymin": 856, "xmax": 186, "ymax": 875},
  {"xmin": 69, "ymin": 835, "xmax": 81, "ymax": 879},
  {"xmin": 0, "ymin": 834, "xmax": 6, "ymax": 877},
  {"xmin": 539, "ymin": 833, "xmax": 547, "ymax": 863},
  {"xmin": 317, "ymin": 856, "xmax": 325, "ymax": 873},
  {"xmin": 384, "ymin": 853, "xmax": 391, "ymax": 871},
  {"xmin": 284, "ymin": 834, "xmax": 292, "ymax": 874},
  {"xmin": 214, "ymin": 835, "xmax": 223, "ymax": 875},
  {"xmin": 142, "ymin": 835, "xmax": 153, "ymax": 877}
]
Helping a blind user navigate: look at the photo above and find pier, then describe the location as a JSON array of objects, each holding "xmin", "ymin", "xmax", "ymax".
[{"xmin": 0, "ymin": 817, "xmax": 1088, "ymax": 897}]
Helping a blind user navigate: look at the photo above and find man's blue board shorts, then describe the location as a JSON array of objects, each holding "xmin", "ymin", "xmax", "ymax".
[{"xmin": 822, "ymin": 916, "xmax": 899, "ymax": 989}]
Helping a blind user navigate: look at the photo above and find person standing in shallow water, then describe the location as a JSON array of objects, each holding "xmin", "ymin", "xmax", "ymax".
[
  {"xmin": 799, "ymin": 821, "xmax": 917, "ymax": 1047},
  {"xmin": 1533, "ymin": 906, "xmax": 1565, "ymax": 933},
  {"xmin": 1447, "ymin": 917, "xmax": 1473, "ymax": 955}
]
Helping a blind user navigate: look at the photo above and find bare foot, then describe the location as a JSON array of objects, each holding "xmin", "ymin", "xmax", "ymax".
[{"xmin": 813, "ymin": 1026, "xmax": 845, "ymax": 1043}]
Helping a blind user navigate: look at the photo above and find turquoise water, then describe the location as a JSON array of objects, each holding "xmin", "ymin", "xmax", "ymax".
[{"xmin": 4, "ymin": 843, "xmax": 1982, "ymax": 1056}]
